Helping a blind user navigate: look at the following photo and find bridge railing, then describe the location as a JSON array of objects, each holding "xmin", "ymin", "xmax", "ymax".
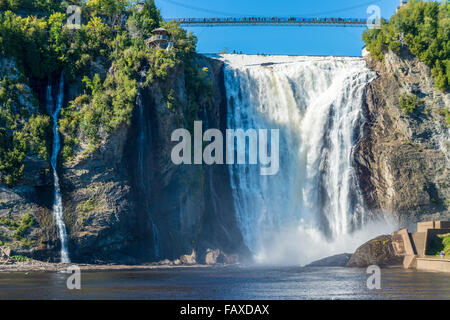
[{"xmin": 167, "ymin": 17, "xmax": 368, "ymax": 27}]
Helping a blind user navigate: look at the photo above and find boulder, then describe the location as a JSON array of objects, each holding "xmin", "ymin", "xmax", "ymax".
[
  {"xmin": 179, "ymin": 250, "xmax": 196, "ymax": 265},
  {"xmin": 306, "ymin": 253, "xmax": 352, "ymax": 267},
  {"xmin": 0, "ymin": 247, "xmax": 11, "ymax": 260},
  {"xmin": 157, "ymin": 259, "xmax": 172, "ymax": 265},
  {"xmin": 346, "ymin": 235, "xmax": 403, "ymax": 267},
  {"xmin": 202, "ymin": 249, "xmax": 240, "ymax": 265},
  {"xmin": 204, "ymin": 249, "xmax": 225, "ymax": 265},
  {"xmin": 173, "ymin": 259, "xmax": 181, "ymax": 266}
]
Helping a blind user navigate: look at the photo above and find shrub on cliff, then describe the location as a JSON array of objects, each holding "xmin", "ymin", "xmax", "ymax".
[
  {"xmin": 362, "ymin": 0, "xmax": 449, "ymax": 92},
  {"xmin": 12, "ymin": 213, "xmax": 35, "ymax": 240},
  {"xmin": 59, "ymin": 1, "xmax": 211, "ymax": 159},
  {"xmin": 399, "ymin": 93, "xmax": 419, "ymax": 114},
  {"xmin": 0, "ymin": 61, "xmax": 51, "ymax": 185}
]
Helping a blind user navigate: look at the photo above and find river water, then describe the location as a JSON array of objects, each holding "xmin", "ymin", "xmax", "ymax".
[{"xmin": 0, "ymin": 266, "xmax": 449, "ymax": 299}]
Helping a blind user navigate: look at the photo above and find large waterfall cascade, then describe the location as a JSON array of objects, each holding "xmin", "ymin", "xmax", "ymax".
[
  {"xmin": 47, "ymin": 74, "xmax": 70, "ymax": 263},
  {"xmin": 221, "ymin": 54, "xmax": 392, "ymax": 265}
]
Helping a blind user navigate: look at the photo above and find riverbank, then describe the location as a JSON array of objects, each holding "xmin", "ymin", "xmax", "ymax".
[{"xmin": 0, "ymin": 260, "xmax": 214, "ymax": 273}]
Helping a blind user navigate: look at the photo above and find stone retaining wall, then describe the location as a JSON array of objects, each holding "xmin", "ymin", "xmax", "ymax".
[{"xmin": 416, "ymin": 258, "xmax": 450, "ymax": 273}]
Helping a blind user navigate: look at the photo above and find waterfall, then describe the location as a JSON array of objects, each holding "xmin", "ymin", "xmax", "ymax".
[
  {"xmin": 136, "ymin": 80, "xmax": 160, "ymax": 259},
  {"xmin": 222, "ymin": 54, "xmax": 383, "ymax": 264},
  {"xmin": 48, "ymin": 74, "xmax": 70, "ymax": 263}
]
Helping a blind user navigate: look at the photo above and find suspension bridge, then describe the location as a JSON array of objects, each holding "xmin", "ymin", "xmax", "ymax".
[{"xmin": 168, "ymin": 17, "xmax": 369, "ymax": 27}]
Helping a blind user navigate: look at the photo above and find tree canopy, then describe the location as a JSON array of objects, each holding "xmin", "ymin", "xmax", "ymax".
[
  {"xmin": 0, "ymin": 0, "xmax": 212, "ymax": 184},
  {"xmin": 363, "ymin": 0, "xmax": 449, "ymax": 92}
]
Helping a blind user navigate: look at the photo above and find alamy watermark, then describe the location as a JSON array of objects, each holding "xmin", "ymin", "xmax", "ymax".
[
  {"xmin": 66, "ymin": 5, "xmax": 81, "ymax": 30},
  {"xmin": 367, "ymin": 5, "xmax": 381, "ymax": 29},
  {"xmin": 66, "ymin": 265, "xmax": 81, "ymax": 290},
  {"xmin": 366, "ymin": 265, "xmax": 381, "ymax": 289},
  {"xmin": 171, "ymin": 121, "xmax": 279, "ymax": 175}
]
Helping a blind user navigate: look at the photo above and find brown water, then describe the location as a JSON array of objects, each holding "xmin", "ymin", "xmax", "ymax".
[{"xmin": 0, "ymin": 266, "xmax": 449, "ymax": 300}]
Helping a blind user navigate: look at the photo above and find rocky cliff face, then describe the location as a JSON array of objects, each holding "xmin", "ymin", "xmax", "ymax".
[
  {"xmin": 356, "ymin": 49, "xmax": 450, "ymax": 228},
  {"xmin": 0, "ymin": 56, "xmax": 58, "ymax": 260},
  {"xmin": 0, "ymin": 54, "xmax": 248, "ymax": 263},
  {"xmin": 59, "ymin": 54, "xmax": 248, "ymax": 263},
  {"xmin": 134, "ymin": 56, "xmax": 248, "ymax": 262}
]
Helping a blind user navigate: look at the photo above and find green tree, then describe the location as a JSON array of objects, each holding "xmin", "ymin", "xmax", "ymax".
[
  {"xmin": 399, "ymin": 93, "xmax": 419, "ymax": 114},
  {"xmin": 127, "ymin": 0, "xmax": 161, "ymax": 39},
  {"xmin": 362, "ymin": 0, "xmax": 449, "ymax": 92},
  {"xmin": 86, "ymin": 0, "xmax": 128, "ymax": 17}
]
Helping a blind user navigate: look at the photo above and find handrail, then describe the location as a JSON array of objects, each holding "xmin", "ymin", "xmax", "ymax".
[{"xmin": 166, "ymin": 16, "xmax": 368, "ymax": 27}]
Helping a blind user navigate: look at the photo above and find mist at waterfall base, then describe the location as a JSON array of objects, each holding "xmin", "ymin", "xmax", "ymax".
[
  {"xmin": 253, "ymin": 219, "xmax": 396, "ymax": 266},
  {"xmin": 221, "ymin": 54, "xmax": 397, "ymax": 266}
]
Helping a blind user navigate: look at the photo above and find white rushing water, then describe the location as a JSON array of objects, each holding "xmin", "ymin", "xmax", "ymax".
[
  {"xmin": 221, "ymin": 54, "xmax": 394, "ymax": 265},
  {"xmin": 48, "ymin": 74, "xmax": 70, "ymax": 263}
]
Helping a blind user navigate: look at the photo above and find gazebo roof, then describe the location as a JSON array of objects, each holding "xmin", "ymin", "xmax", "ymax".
[{"xmin": 152, "ymin": 27, "xmax": 169, "ymax": 35}]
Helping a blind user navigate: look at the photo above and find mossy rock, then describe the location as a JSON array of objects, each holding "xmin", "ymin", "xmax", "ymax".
[{"xmin": 347, "ymin": 235, "xmax": 403, "ymax": 268}]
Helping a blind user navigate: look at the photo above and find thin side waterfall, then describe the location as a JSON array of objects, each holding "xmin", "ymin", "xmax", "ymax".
[
  {"xmin": 136, "ymin": 80, "xmax": 160, "ymax": 259},
  {"xmin": 222, "ymin": 54, "xmax": 386, "ymax": 265},
  {"xmin": 48, "ymin": 73, "xmax": 70, "ymax": 263}
]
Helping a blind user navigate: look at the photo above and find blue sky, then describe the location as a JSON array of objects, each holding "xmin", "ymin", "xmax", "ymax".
[{"xmin": 154, "ymin": 0, "xmax": 401, "ymax": 56}]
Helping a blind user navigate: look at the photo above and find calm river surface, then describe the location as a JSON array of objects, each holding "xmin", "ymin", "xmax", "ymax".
[{"xmin": 0, "ymin": 266, "xmax": 449, "ymax": 299}]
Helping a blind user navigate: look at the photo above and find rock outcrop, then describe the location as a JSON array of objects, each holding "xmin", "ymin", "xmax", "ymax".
[
  {"xmin": 202, "ymin": 248, "xmax": 239, "ymax": 265},
  {"xmin": 179, "ymin": 250, "xmax": 196, "ymax": 265},
  {"xmin": 306, "ymin": 253, "xmax": 353, "ymax": 267},
  {"xmin": 356, "ymin": 49, "xmax": 450, "ymax": 228},
  {"xmin": 59, "ymin": 54, "xmax": 249, "ymax": 263},
  {"xmin": 346, "ymin": 235, "xmax": 403, "ymax": 267},
  {"xmin": 0, "ymin": 56, "xmax": 57, "ymax": 260}
]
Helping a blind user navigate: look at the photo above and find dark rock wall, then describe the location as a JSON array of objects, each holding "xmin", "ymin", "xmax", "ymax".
[
  {"xmin": 60, "ymin": 55, "xmax": 248, "ymax": 263},
  {"xmin": 355, "ymin": 49, "xmax": 450, "ymax": 228},
  {"xmin": 0, "ymin": 57, "xmax": 57, "ymax": 260}
]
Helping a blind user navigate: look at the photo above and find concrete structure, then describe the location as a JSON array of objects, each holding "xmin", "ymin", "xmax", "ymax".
[
  {"xmin": 417, "ymin": 221, "xmax": 450, "ymax": 233},
  {"xmin": 391, "ymin": 221, "xmax": 450, "ymax": 272},
  {"xmin": 146, "ymin": 27, "xmax": 173, "ymax": 50},
  {"xmin": 416, "ymin": 257, "xmax": 450, "ymax": 273}
]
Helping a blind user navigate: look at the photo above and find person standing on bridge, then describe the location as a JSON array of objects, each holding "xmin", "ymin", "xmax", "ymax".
[{"xmin": 440, "ymin": 250, "xmax": 445, "ymax": 258}]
